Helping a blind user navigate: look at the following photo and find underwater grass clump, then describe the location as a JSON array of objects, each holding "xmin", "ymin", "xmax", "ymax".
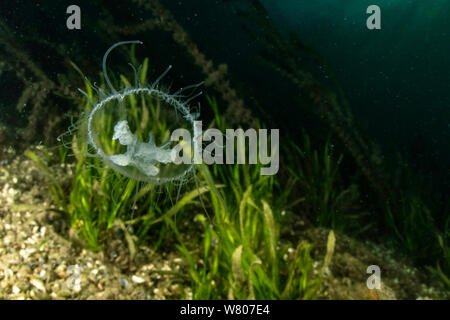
[
  {"xmin": 381, "ymin": 160, "xmax": 449, "ymax": 286},
  {"xmin": 286, "ymin": 133, "xmax": 364, "ymax": 233},
  {"xmin": 178, "ymin": 166, "xmax": 323, "ymax": 299},
  {"xmin": 172, "ymin": 101, "xmax": 323, "ymax": 299}
]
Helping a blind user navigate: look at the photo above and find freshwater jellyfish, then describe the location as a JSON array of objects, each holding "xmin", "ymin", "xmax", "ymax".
[
  {"xmin": 109, "ymin": 119, "xmax": 174, "ymax": 176},
  {"xmin": 65, "ymin": 40, "xmax": 202, "ymax": 186}
]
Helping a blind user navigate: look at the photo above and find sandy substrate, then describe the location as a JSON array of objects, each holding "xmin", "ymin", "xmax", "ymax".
[{"xmin": 0, "ymin": 147, "xmax": 188, "ymax": 300}]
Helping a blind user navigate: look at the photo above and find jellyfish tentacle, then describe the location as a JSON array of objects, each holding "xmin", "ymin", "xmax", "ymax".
[
  {"xmin": 78, "ymin": 88, "xmax": 95, "ymax": 106},
  {"xmin": 127, "ymin": 62, "xmax": 139, "ymax": 88},
  {"xmin": 173, "ymin": 81, "xmax": 204, "ymax": 97},
  {"xmin": 102, "ymin": 40, "xmax": 143, "ymax": 94},
  {"xmin": 83, "ymin": 76, "xmax": 99, "ymax": 95},
  {"xmin": 151, "ymin": 65, "xmax": 172, "ymax": 88},
  {"xmin": 136, "ymin": 64, "xmax": 144, "ymax": 87},
  {"xmin": 185, "ymin": 91, "xmax": 203, "ymax": 105}
]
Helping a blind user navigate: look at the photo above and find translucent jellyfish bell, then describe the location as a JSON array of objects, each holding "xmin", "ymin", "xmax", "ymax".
[{"xmin": 78, "ymin": 40, "xmax": 202, "ymax": 185}]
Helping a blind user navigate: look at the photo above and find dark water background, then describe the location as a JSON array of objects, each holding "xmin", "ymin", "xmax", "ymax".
[
  {"xmin": 1, "ymin": 0, "xmax": 449, "ymax": 196},
  {"xmin": 263, "ymin": 0, "xmax": 450, "ymax": 151},
  {"xmin": 164, "ymin": 0, "xmax": 450, "ymax": 189}
]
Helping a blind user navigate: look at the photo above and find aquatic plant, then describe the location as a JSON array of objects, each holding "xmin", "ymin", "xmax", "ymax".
[
  {"xmin": 0, "ymin": 20, "xmax": 77, "ymax": 145},
  {"xmin": 382, "ymin": 157, "xmax": 444, "ymax": 265},
  {"xmin": 287, "ymin": 133, "xmax": 365, "ymax": 233},
  {"xmin": 428, "ymin": 222, "xmax": 450, "ymax": 289},
  {"xmin": 174, "ymin": 102, "xmax": 322, "ymax": 299}
]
